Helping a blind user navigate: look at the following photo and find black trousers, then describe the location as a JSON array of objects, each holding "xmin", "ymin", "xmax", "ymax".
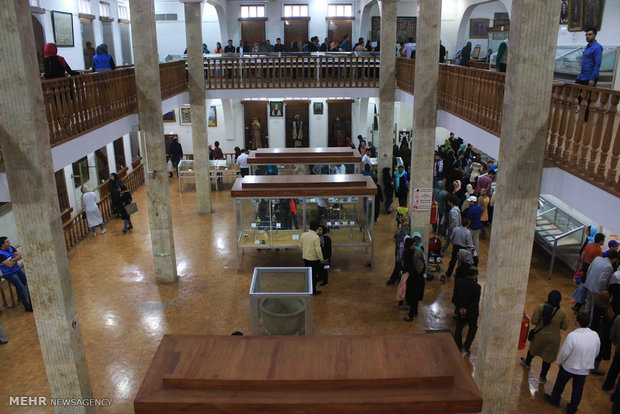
[
  {"xmin": 550, "ymin": 365, "xmax": 587, "ymax": 414},
  {"xmin": 446, "ymin": 244, "xmax": 466, "ymax": 277},
  {"xmin": 604, "ymin": 347, "xmax": 620, "ymax": 389},
  {"xmin": 304, "ymin": 259, "xmax": 322, "ymax": 293},
  {"xmin": 454, "ymin": 312, "xmax": 478, "ymax": 351}
]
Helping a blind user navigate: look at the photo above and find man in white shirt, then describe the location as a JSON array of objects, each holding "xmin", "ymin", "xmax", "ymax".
[
  {"xmin": 403, "ymin": 37, "xmax": 416, "ymax": 59},
  {"xmin": 236, "ymin": 148, "xmax": 249, "ymax": 177},
  {"xmin": 544, "ymin": 312, "xmax": 600, "ymax": 414}
]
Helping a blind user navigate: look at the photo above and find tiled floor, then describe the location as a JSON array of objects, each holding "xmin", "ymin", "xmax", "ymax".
[{"xmin": 0, "ymin": 179, "xmax": 613, "ymax": 413}]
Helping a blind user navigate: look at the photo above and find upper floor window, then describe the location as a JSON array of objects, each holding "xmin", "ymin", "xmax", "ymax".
[
  {"xmin": 29, "ymin": 0, "xmax": 40, "ymax": 7},
  {"xmin": 327, "ymin": 3, "xmax": 353, "ymax": 17},
  {"xmin": 283, "ymin": 4, "xmax": 309, "ymax": 18},
  {"xmin": 240, "ymin": 5, "xmax": 265, "ymax": 18},
  {"xmin": 118, "ymin": 4, "xmax": 129, "ymax": 20},
  {"xmin": 78, "ymin": 0, "xmax": 91, "ymax": 14},
  {"xmin": 99, "ymin": 1, "xmax": 111, "ymax": 17}
]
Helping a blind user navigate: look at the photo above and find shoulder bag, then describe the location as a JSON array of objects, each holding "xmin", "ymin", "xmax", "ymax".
[{"xmin": 528, "ymin": 307, "xmax": 559, "ymax": 341}]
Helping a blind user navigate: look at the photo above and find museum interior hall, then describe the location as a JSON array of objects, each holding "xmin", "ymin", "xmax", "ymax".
[{"xmin": 0, "ymin": 0, "xmax": 619, "ymax": 413}]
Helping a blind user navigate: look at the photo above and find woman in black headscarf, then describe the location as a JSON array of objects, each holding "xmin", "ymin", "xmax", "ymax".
[
  {"xmin": 108, "ymin": 173, "xmax": 126, "ymax": 218},
  {"xmin": 520, "ymin": 290, "xmax": 569, "ymax": 383},
  {"xmin": 460, "ymin": 42, "xmax": 472, "ymax": 67}
]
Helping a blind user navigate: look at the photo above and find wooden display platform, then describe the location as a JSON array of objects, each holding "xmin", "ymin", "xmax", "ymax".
[
  {"xmin": 248, "ymin": 147, "xmax": 362, "ymax": 165},
  {"xmin": 134, "ymin": 334, "xmax": 482, "ymax": 413},
  {"xmin": 231, "ymin": 174, "xmax": 377, "ymax": 197}
]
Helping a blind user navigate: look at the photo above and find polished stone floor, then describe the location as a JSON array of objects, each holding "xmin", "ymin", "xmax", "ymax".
[{"xmin": 0, "ymin": 180, "xmax": 613, "ymax": 413}]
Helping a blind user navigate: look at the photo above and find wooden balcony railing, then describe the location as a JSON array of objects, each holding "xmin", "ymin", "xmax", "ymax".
[
  {"xmin": 396, "ymin": 58, "xmax": 619, "ymax": 196},
  {"xmin": 63, "ymin": 162, "xmax": 145, "ymax": 250},
  {"xmin": 41, "ymin": 61, "xmax": 187, "ymax": 147},
  {"xmin": 204, "ymin": 55, "xmax": 380, "ymax": 89}
]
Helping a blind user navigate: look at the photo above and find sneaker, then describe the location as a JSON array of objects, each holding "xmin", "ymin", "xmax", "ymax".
[
  {"xmin": 123, "ymin": 229, "xmax": 127, "ymax": 234},
  {"xmin": 543, "ymin": 394, "xmax": 559, "ymax": 408},
  {"xmin": 127, "ymin": 226, "xmax": 133, "ymax": 230},
  {"xmin": 0, "ymin": 338, "xmax": 7, "ymax": 344},
  {"xmin": 591, "ymin": 369, "xmax": 605, "ymax": 376},
  {"xmin": 101, "ymin": 228, "xmax": 107, "ymax": 234},
  {"xmin": 520, "ymin": 357, "xmax": 531, "ymax": 370}
]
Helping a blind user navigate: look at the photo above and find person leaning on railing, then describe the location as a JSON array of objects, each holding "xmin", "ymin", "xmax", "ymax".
[
  {"xmin": 43, "ymin": 43, "xmax": 79, "ymax": 79},
  {"xmin": 92, "ymin": 43, "xmax": 116, "ymax": 73}
]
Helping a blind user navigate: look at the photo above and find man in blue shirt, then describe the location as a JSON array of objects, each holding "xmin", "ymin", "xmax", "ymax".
[
  {"xmin": 576, "ymin": 28, "xmax": 603, "ymax": 86},
  {"xmin": 341, "ymin": 34, "xmax": 351, "ymax": 52},
  {"xmin": 0, "ymin": 237, "xmax": 32, "ymax": 312}
]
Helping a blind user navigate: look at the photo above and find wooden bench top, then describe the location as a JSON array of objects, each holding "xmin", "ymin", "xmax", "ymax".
[
  {"xmin": 230, "ymin": 174, "xmax": 377, "ymax": 197},
  {"xmin": 134, "ymin": 334, "xmax": 483, "ymax": 413}
]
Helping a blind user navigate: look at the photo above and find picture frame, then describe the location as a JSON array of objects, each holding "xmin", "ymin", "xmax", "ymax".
[
  {"xmin": 270, "ymin": 101, "xmax": 283, "ymax": 117},
  {"xmin": 180, "ymin": 105, "xmax": 191, "ymax": 126},
  {"xmin": 313, "ymin": 102, "xmax": 323, "ymax": 115},
  {"xmin": 208, "ymin": 106, "xmax": 217, "ymax": 127},
  {"xmin": 469, "ymin": 18, "xmax": 489, "ymax": 39},
  {"xmin": 163, "ymin": 110, "xmax": 176, "ymax": 123},
  {"xmin": 51, "ymin": 11, "xmax": 75, "ymax": 47},
  {"xmin": 568, "ymin": 0, "xmax": 583, "ymax": 31},
  {"xmin": 582, "ymin": 0, "xmax": 605, "ymax": 32},
  {"xmin": 560, "ymin": 0, "xmax": 569, "ymax": 25}
]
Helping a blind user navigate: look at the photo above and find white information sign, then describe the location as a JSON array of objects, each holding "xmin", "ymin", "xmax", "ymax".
[{"xmin": 412, "ymin": 187, "xmax": 433, "ymax": 211}]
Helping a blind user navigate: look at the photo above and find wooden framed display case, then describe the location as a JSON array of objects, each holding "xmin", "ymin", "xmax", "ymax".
[
  {"xmin": 231, "ymin": 174, "xmax": 376, "ymax": 270},
  {"xmin": 247, "ymin": 147, "xmax": 362, "ymax": 175}
]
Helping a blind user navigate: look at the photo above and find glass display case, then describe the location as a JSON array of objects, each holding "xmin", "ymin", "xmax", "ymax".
[
  {"xmin": 554, "ymin": 46, "xmax": 618, "ymax": 87},
  {"xmin": 247, "ymin": 147, "xmax": 362, "ymax": 176},
  {"xmin": 249, "ymin": 267, "xmax": 313, "ymax": 335},
  {"xmin": 177, "ymin": 159, "xmax": 233, "ymax": 191},
  {"xmin": 535, "ymin": 195, "xmax": 586, "ymax": 278},
  {"xmin": 250, "ymin": 163, "xmax": 360, "ymax": 175},
  {"xmin": 231, "ymin": 175, "xmax": 376, "ymax": 270}
]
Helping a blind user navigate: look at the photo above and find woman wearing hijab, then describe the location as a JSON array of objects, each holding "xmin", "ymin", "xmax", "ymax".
[
  {"xmin": 92, "ymin": 44, "xmax": 116, "ymax": 72},
  {"xmin": 81, "ymin": 186, "xmax": 106, "ymax": 236},
  {"xmin": 317, "ymin": 225, "xmax": 332, "ymax": 287},
  {"xmin": 402, "ymin": 233, "xmax": 426, "ymax": 322},
  {"xmin": 393, "ymin": 165, "xmax": 408, "ymax": 207},
  {"xmin": 460, "ymin": 42, "xmax": 472, "ymax": 67},
  {"xmin": 579, "ymin": 225, "xmax": 599, "ymax": 255},
  {"xmin": 521, "ymin": 290, "xmax": 569, "ymax": 383},
  {"xmin": 43, "ymin": 43, "xmax": 79, "ymax": 79}
]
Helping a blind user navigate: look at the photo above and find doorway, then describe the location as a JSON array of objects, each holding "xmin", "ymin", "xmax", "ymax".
[
  {"xmin": 95, "ymin": 146, "xmax": 109, "ymax": 189},
  {"xmin": 81, "ymin": 18, "xmax": 95, "ymax": 69},
  {"xmin": 284, "ymin": 101, "xmax": 309, "ymax": 148},
  {"xmin": 327, "ymin": 100, "xmax": 352, "ymax": 147},
  {"xmin": 101, "ymin": 22, "xmax": 116, "ymax": 60},
  {"xmin": 242, "ymin": 102, "xmax": 268, "ymax": 149},
  {"xmin": 241, "ymin": 20, "xmax": 266, "ymax": 48},
  {"xmin": 119, "ymin": 23, "xmax": 133, "ymax": 65},
  {"xmin": 283, "ymin": 19, "xmax": 308, "ymax": 52}
]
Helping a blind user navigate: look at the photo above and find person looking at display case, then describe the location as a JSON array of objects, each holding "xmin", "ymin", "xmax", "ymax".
[{"xmin": 576, "ymin": 28, "xmax": 603, "ymax": 87}]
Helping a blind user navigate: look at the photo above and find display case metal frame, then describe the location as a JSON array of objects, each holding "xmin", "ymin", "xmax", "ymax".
[
  {"xmin": 231, "ymin": 174, "xmax": 376, "ymax": 270},
  {"xmin": 247, "ymin": 147, "xmax": 362, "ymax": 175}
]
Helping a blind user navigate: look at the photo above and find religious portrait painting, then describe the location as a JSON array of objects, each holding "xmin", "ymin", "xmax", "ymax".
[
  {"xmin": 270, "ymin": 101, "xmax": 283, "ymax": 117},
  {"xmin": 582, "ymin": 0, "xmax": 605, "ymax": 31},
  {"xmin": 469, "ymin": 18, "xmax": 489, "ymax": 39},
  {"xmin": 180, "ymin": 105, "xmax": 191, "ymax": 126},
  {"xmin": 560, "ymin": 0, "xmax": 569, "ymax": 24},
  {"xmin": 313, "ymin": 102, "xmax": 323, "ymax": 115},
  {"xmin": 568, "ymin": 0, "xmax": 583, "ymax": 31}
]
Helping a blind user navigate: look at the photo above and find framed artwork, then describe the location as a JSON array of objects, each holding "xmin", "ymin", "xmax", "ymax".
[
  {"xmin": 568, "ymin": 0, "xmax": 583, "ymax": 31},
  {"xmin": 371, "ymin": 16, "xmax": 417, "ymax": 44},
  {"xmin": 582, "ymin": 0, "xmax": 605, "ymax": 31},
  {"xmin": 208, "ymin": 106, "xmax": 217, "ymax": 127},
  {"xmin": 313, "ymin": 102, "xmax": 323, "ymax": 115},
  {"xmin": 163, "ymin": 110, "xmax": 176, "ymax": 123},
  {"xmin": 51, "ymin": 11, "xmax": 74, "ymax": 47},
  {"xmin": 469, "ymin": 18, "xmax": 489, "ymax": 39},
  {"xmin": 180, "ymin": 105, "xmax": 191, "ymax": 126},
  {"xmin": 270, "ymin": 101, "xmax": 283, "ymax": 117},
  {"xmin": 560, "ymin": 0, "xmax": 569, "ymax": 24}
]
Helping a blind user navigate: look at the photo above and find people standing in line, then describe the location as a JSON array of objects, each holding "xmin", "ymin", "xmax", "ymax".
[
  {"xmin": 496, "ymin": 39, "xmax": 508, "ymax": 73},
  {"xmin": 92, "ymin": 44, "xmax": 116, "ymax": 72},
  {"xmin": 402, "ymin": 233, "xmax": 425, "ymax": 322},
  {"xmin": 521, "ymin": 290, "xmax": 569, "ymax": 383},
  {"xmin": 460, "ymin": 42, "xmax": 472, "ymax": 67},
  {"xmin": 603, "ymin": 309, "xmax": 620, "ymax": 390},
  {"xmin": 544, "ymin": 313, "xmax": 600, "ymax": 414},
  {"xmin": 444, "ymin": 218, "xmax": 473, "ymax": 280},
  {"xmin": 168, "ymin": 136, "xmax": 183, "ymax": 176},
  {"xmin": 119, "ymin": 190, "xmax": 134, "ymax": 233},
  {"xmin": 236, "ymin": 148, "xmax": 249, "ymax": 177},
  {"xmin": 584, "ymin": 252, "xmax": 620, "ymax": 322},
  {"xmin": 317, "ymin": 225, "xmax": 332, "ymax": 287},
  {"xmin": 382, "ymin": 167, "xmax": 394, "ymax": 214},
  {"xmin": 43, "ymin": 43, "xmax": 79, "ymax": 79},
  {"xmin": 581, "ymin": 232, "xmax": 606, "ymax": 276},
  {"xmin": 441, "ymin": 195, "xmax": 462, "ymax": 255},
  {"xmin": 433, "ymin": 152, "xmax": 444, "ymax": 188},
  {"xmin": 576, "ymin": 28, "xmax": 603, "ymax": 86},
  {"xmin": 453, "ymin": 265, "xmax": 481, "ymax": 354},
  {"xmin": 403, "ymin": 37, "xmax": 416, "ymax": 59},
  {"xmin": 433, "ymin": 183, "xmax": 448, "ymax": 236},
  {"xmin": 604, "ymin": 240, "xmax": 620, "ymax": 258},
  {"xmin": 81, "ymin": 186, "xmax": 107, "ymax": 236},
  {"xmin": 108, "ymin": 173, "xmax": 126, "ymax": 218},
  {"xmin": 590, "ymin": 291, "xmax": 613, "ymax": 376},
  {"xmin": 386, "ymin": 216, "xmax": 410, "ymax": 286},
  {"xmin": 299, "ymin": 221, "xmax": 325, "ymax": 295},
  {"xmin": 467, "ymin": 195, "xmax": 484, "ymax": 256},
  {"xmin": 340, "ymin": 34, "xmax": 351, "ymax": 52},
  {"xmin": 477, "ymin": 188, "xmax": 490, "ymax": 238},
  {"xmin": 393, "ymin": 165, "xmax": 408, "ymax": 207},
  {"xmin": 0, "ymin": 237, "xmax": 32, "ymax": 312}
]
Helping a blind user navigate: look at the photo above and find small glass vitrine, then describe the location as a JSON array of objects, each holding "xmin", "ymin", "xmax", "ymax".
[{"xmin": 247, "ymin": 147, "xmax": 362, "ymax": 176}]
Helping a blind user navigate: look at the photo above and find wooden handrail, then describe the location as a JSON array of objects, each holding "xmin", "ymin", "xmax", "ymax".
[
  {"xmin": 63, "ymin": 162, "xmax": 145, "ymax": 250},
  {"xmin": 395, "ymin": 58, "xmax": 619, "ymax": 197}
]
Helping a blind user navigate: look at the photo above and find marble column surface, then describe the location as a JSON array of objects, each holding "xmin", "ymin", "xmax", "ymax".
[
  {"xmin": 0, "ymin": 1, "xmax": 94, "ymax": 412},
  {"xmin": 409, "ymin": 0, "xmax": 441, "ymax": 253},
  {"xmin": 185, "ymin": 1, "xmax": 212, "ymax": 214},
  {"xmin": 474, "ymin": 1, "xmax": 561, "ymax": 413},
  {"xmin": 129, "ymin": 0, "xmax": 178, "ymax": 284}
]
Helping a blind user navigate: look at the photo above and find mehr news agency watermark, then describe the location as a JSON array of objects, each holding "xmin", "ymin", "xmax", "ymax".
[{"xmin": 9, "ymin": 396, "xmax": 113, "ymax": 407}]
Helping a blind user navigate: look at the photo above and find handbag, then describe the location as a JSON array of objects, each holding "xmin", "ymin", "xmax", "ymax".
[
  {"xmin": 528, "ymin": 307, "xmax": 559, "ymax": 341},
  {"xmin": 124, "ymin": 202, "xmax": 138, "ymax": 215}
]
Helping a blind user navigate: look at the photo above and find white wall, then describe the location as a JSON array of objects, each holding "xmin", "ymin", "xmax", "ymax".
[
  {"xmin": 557, "ymin": 0, "xmax": 620, "ymax": 47},
  {"xmin": 456, "ymin": 1, "xmax": 508, "ymax": 59}
]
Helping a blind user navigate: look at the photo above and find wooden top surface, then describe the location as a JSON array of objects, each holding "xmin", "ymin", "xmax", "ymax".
[
  {"xmin": 134, "ymin": 334, "xmax": 482, "ymax": 413},
  {"xmin": 230, "ymin": 174, "xmax": 377, "ymax": 197},
  {"xmin": 248, "ymin": 147, "xmax": 362, "ymax": 164}
]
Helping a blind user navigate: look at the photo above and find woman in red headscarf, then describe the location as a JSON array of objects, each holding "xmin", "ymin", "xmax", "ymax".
[{"xmin": 43, "ymin": 43, "xmax": 79, "ymax": 79}]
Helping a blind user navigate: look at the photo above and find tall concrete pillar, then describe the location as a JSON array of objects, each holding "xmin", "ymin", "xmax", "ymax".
[
  {"xmin": 184, "ymin": 0, "xmax": 212, "ymax": 214},
  {"xmin": 0, "ymin": 2, "xmax": 94, "ymax": 412},
  {"xmin": 129, "ymin": 0, "xmax": 178, "ymax": 283},
  {"xmin": 474, "ymin": 1, "xmax": 560, "ymax": 412},
  {"xmin": 377, "ymin": 0, "xmax": 397, "ymax": 186},
  {"xmin": 409, "ymin": 0, "xmax": 441, "ymax": 252}
]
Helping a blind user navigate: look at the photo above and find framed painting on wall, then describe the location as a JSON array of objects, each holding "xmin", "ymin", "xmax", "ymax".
[
  {"xmin": 208, "ymin": 106, "xmax": 217, "ymax": 127},
  {"xmin": 370, "ymin": 16, "xmax": 417, "ymax": 44},
  {"xmin": 469, "ymin": 18, "xmax": 490, "ymax": 39},
  {"xmin": 313, "ymin": 102, "xmax": 323, "ymax": 115},
  {"xmin": 269, "ymin": 101, "xmax": 283, "ymax": 117},
  {"xmin": 582, "ymin": 0, "xmax": 605, "ymax": 31},
  {"xmin": 180, "ymin": 105, "xmax": 191, "ymax": 126},
  {"xmin": 51, "ymin": 11, "xmax": 74, "ymax": 47},
  {"xmin": 560, "ymin": 0, "xmax": 569, "ymax": 24},
  {"xmin": 568, "ymin": 0, "xmax": 583, "ymax": 31},
  {"xmin": 163, "ymin": 110, "xmax": 176, "ymax": 123}
]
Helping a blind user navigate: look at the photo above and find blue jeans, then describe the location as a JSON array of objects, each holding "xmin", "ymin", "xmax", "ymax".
[
  {"xmin": 123, "ymin": 218, "xmax": 132, "ymax": 231},
  {"xmin": 4, "ymin": 269, "xmax": 31, "ymax": 309}
]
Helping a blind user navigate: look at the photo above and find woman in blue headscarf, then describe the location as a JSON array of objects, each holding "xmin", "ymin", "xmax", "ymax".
[
  {"xmin": 393, "ymin": 164, "xmax": 408, "ymax": 207},
  {"xmin": 520, "ymin": 290, "xmax": 569, "ymax": 383},
  {"xmin": 92, "ymin": 43, "xmax": 116, "ymax": 72},
  {"xmin": 579, "ymin": 225, "xmax": 599, "ymax": 256},
  {"xmin": 402, "ymin": 232, "xmax": 425, "ymax": 322}
]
